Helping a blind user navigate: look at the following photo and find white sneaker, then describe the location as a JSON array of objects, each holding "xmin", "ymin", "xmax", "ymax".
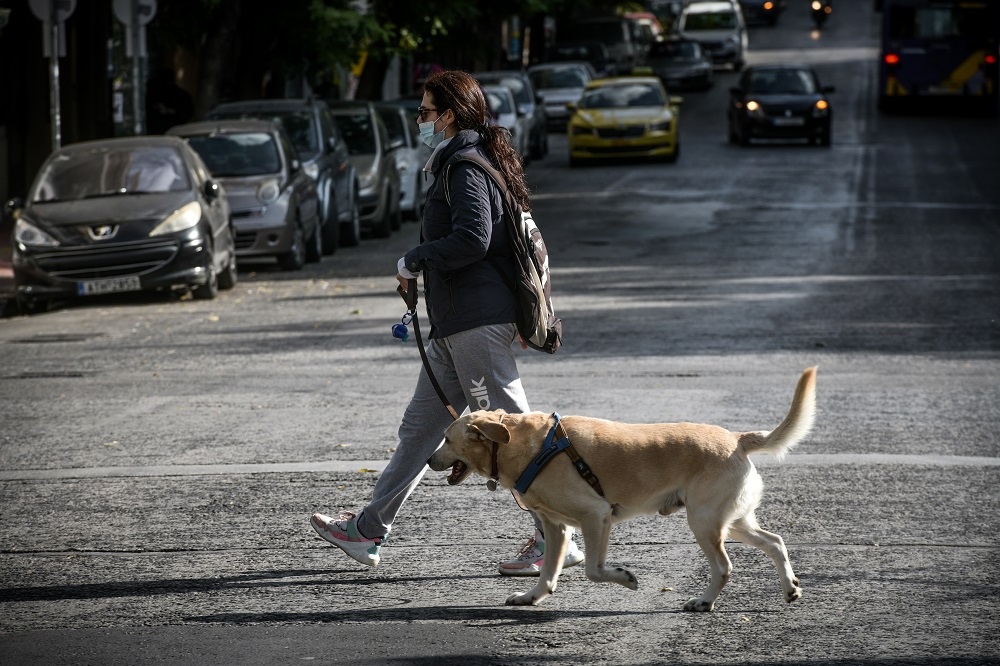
[
  {"xmin": 310, "ymin": 511, "xmax": 384, "ymax": 567},
  {"xmin": 498, "ymin": 529, "xmax": 585, "ymax": 577}
]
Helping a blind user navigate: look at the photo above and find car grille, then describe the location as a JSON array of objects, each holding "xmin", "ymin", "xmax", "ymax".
[
  {"xmin": 30, "ymin": 238, "xmax": 180, "ymax": 280},
  {"xmin": 234, "ymin": 231, "xmax": 257, "ymax": 250},
  {"xmin": 596, "ymin": 126, "xmax": 647, "ymax": 139}
]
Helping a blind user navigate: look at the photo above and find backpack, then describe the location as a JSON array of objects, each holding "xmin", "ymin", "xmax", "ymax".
[{"xmin": 444, "ymin": 152, "xmax": 562, "ymax": 354}]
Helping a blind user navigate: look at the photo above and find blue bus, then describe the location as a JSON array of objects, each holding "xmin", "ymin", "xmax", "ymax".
[{"xmin": 877, "ymin": 0, "xmax": 999, "ymax": 112}]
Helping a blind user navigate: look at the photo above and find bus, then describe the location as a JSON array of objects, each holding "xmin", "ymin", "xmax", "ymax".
[{"xmin": 877, "ymin": 0, "xmax": 999, "ymax": 113}]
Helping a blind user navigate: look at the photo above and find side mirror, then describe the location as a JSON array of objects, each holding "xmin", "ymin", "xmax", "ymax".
[
  {"xmin": 5, "ymin": 197, "xmax": 24, "ymax": 217},
  {"xmin": 290, "ymin": 159, "xmax": 301, "ymax": 172},
  {"xmin": 202, "ymin": 181, "xmax": 221, "ymax": 202},
  {"xmin": 517, "ymin": 104, "xmax": 530, "ymax": 117}
]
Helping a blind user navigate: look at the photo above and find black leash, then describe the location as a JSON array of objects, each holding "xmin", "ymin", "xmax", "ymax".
[{"xmin": 397, "ymin": 278, "xmax": 459, "ymax": 420}]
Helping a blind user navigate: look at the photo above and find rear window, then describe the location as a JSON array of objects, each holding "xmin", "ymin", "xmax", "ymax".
[
  {"xmin": 683, "ymin": 10, "xmax": 738, "ymax": 30},
  {"xmin": 332, "ymin": 112, "xmax": 377, "ymax": 155},
  {"xmin": 186, "ymin": 133, "xmax": 281, "ymax": 177}
]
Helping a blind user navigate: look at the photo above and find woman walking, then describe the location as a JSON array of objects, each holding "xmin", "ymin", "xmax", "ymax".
[{"xmin": 310, "ymin": 70, "xmax": 582, "ymax": 576}]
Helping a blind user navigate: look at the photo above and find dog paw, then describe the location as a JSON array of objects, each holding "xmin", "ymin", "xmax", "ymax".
[
  {"xmin": 618, "ymin": 567, "xmax": 639, "ymax": 591},
  {"xmin": 786, "ymin": 586, "xmax": 802, "ymax": 603},
  {"xmin": 683, "ymin": 597, "xmax": 715, "ymax": 612},
  {"xmin": 506, "ymin": 592, "xmax": 539, "ymax": 606}
]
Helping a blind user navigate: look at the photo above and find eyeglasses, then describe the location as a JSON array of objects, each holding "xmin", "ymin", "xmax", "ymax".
[{"xmin": 416, "ymin": 106, "xmax": 440, "ymax": 122}]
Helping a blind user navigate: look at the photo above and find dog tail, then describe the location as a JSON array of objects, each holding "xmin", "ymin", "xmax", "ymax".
[{"xmin": 740, "ymin": 367, "xmax": 817, "ymax": 460}]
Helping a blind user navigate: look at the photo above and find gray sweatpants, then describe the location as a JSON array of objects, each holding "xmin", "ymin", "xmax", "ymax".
[{"xmin": 356, "ymin": 323, "xmax": 543, "ymax": 539}]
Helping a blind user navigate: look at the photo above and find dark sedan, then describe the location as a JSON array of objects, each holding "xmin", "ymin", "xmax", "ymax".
[
  {"xmin": 10, "ymin": 136, "xmax": 237, "ymax": 312},
  {"xmin": 727, "ymin": 65, "xmax": 835, "ymax": 146},
  {"xmin": 168, "ymin": 119, "xmax": 323, "ymax": 271}
]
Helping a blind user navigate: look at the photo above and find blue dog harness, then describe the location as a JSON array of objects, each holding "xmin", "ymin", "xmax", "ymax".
[{"xmin": 513, "ymin": 413, "xmax": 605, "ymax": 497}]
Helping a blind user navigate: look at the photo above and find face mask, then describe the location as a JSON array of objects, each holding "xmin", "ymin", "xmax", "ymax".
[{"xmin": 418, "ymin": 115, "xmax": 448, "ymax": 148}]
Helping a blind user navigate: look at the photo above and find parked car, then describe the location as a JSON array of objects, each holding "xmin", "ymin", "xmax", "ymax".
[
  {"xmin": 677, "ymin": 1, "xmax": 749, "ymax": 70},
  {"xmin": 328, "ymin": 101, "xmax": 402, "ymax": 238},
  {"xmin": 10, "ymin": 136, "xmax": 237, "ymax": 312},
  {"xmin": 544, "ymin": 41, "xmax": 614, "ymax": 78},
  {"xmin": 528, "ymin": 62, "xmax": 595, "ymax": 130},
  {"xmin": 562, "ymin": 16, "xmax": 648, "ymax": 75},
  {"xmin": 567, "ymin": 76, "xmax": 683, "ymax": 166},
  {"xmin": 206, "ymin": 98, "xmax": 360, "ymax": 251},
  {"xmin": 168, "ymin": 119, "xmax": 323, "ymax": 271},
  {"xmin": 482, "ymin": 84, "xmax": 532, "ymax": 158},
  {"xmin": 472, "ymin": 70, "xmax": 549, "ymax": 161},
  {"xmin": 646, "ymin": 38, "xmax": 715, "ymax": 91},
  {"xmin": 375, "ymin": 102, "xmax": 431, "ymax": 221},
  {"xmin": 739, "ymin": 0, "xmax": 785, "ymax": 25},
  {"xmin": 727, "ymin": 65, "xmax": 835, "ymax": 146}
]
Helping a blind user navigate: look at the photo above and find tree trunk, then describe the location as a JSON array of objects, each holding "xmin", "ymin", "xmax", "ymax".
[{"xmin": 194, "ymin": 0, "xmax": 242, "ymax": 118}]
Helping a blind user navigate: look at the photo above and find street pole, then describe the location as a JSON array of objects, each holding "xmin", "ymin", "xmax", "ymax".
[
  {"xmin": 131, "ymin": 0, "xmax": 143, "ymax": 135},
  {"xmin": 49, "ymin": 6, "xmax": 61, "ymax": 150}
]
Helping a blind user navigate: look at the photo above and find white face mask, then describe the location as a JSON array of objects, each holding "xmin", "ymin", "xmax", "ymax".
[{"xmin": 418, "ymin": 115, "xmax": 449, "ymax": 148}]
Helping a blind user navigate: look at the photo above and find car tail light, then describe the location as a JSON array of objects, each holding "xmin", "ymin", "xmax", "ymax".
[{"xmin": 885, "ymin": 53, "xmax": 900, "ymax": 65}]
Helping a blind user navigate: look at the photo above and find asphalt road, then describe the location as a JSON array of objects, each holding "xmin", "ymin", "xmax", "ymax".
[{"xmin": 2, "ymin": 1, "xmax": 999, "ymax": 664}]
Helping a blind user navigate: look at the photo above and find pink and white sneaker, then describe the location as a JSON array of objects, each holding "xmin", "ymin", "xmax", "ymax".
[
  {"xmin": 498, "ymin": 529, "xmax": 585, "ymax": 577},
  {"xmin": 310, "ymin": 511, "xmax": 384, "ymax": 567}
]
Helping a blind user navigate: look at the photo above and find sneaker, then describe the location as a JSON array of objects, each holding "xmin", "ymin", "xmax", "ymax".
[
  {"xmin": 310, "ymin": 511, "xmax": 384, "ymax": 567},
  {"xmin": 498, "ymin": 529, "xmax": 585, "ymax": 577}
]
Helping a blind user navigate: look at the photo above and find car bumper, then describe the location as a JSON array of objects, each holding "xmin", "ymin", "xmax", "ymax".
[
  {"xmin": 744, "ymin": 116, "xmax": 829, "ymax": 140},
  {"xmin": 569, "ymin": 131, "xmax": 678, "ymax": 159},
  {"xmin": 13, "ymin": 234, "xmax": 211, "ymax": 301},
  {"xmin": 357, "ymin": 186, "xmax": 387, "ymax": 228},
  {"xmin": 231, "ymin": 206, "xmax": 296, "ymax": 257}
]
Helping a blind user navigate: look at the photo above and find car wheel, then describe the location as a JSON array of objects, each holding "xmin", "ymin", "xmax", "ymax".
[
  {"xmin": 321, "ymin": 190, "xmax": 340, "ymax": 256},
  {"xmin": 278, "ymin": 223, "xmax": 307, "ymax": 271},
  {"xmin": 194, "ymin": 248, "xmax": 219, "ymax": 300},
  {"xmin": 738, "ymin": 122, "xmax": 750, "ymax": 146},
  {"xmin": 339, "ymin": 185, "xmax": 362, "ymax": 247},
  {"xmin": 728, "ymin": 118, "xmax": 738, "ymax": 144},
  {"xmin": 306, "ymin": 221, "xmax": 323, "ymax": 263}
]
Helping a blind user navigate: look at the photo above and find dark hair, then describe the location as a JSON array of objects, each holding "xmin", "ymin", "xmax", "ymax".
[{"xmin": 423, "ymin": 70, "xmax": 531, "ymax": 212}]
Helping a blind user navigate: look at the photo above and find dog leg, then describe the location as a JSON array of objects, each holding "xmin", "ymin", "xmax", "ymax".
[
  {"xmin": 579, "ymin": 513, "xmax": 639, "ymax": 590},
  {"xmin": 729, "ymin": 514, "xmax": 802, "ymax": 603},
  {"xmin": 684, "ymin": 520, "xmax": 732, "ymax": 612},
  {"xmin": 505, "ymin": 519, "xmax": 568, "ymax": 606}
]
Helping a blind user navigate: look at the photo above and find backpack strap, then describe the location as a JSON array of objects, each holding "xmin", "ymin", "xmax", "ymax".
[{"xmin": 443, "ymin": 152, "xmax": 519, "ymax": 222}]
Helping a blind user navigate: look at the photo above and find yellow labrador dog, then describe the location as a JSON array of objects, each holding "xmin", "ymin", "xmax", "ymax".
[{"xmin": 428, "ymin": 367, "xmax": 816, "ymax": 611}]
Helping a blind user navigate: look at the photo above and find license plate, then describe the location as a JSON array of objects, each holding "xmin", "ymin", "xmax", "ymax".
[
  {"xmin": 772, "ymin": 117, "xmax": 805, "ymax": 127},
  {"xmin": 78, "ymin": 275, "xmax": 142, "ymax": 296}
]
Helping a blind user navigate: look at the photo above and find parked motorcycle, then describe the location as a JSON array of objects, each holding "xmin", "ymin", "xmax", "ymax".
[{"xmin": 811, "ymin": 0, "xmax": 832, "ymax": 27}]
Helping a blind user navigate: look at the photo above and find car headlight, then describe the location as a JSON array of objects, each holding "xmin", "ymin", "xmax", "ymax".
[
  {"xmin": 150, "ymin": 201, "xmax": 202, "ymax": 237},
  {"xmin": 14, "ymin": 217, "xmax": 60, "ymax": 247},
  {"xmin": 303, "ymin": 162, "xmax": 320, "ymax": 180},
  {"xmin": 396, "ymin": 156, "xmax": 412, "ymax": 177},
  {"xmin": 649, "ymin": 120, "xmax": 672, "ymax": 132},
  {"xmin": 358, "ymin": 169, "xmax": 377, "ymax": 191},
  {"xmin": 813, "ymin": 100, "xmax": 830, "ymax": 117},
  {"xmin": 257, "ymin": 179, "xmax": 281, "ymax": 205},
  {"xmin": 571, "ymin": 125, "xmax": 593, "ymax": 136},
  {"xmin": 746, "ymin": 100, "xmax": 765, "ymax": 118}
]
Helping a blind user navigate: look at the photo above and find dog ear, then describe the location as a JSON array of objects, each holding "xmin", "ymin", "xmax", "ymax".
[{"xmin": 467, "ymin": 415, "xmax": 510, "ymax": 444}]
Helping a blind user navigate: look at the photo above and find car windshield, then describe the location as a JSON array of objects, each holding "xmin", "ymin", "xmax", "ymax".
[
  {"xmin": 377, "ymin": 108, "xmax": 406, "ymax": 144},
  {"xmin": 748, "ymin": 69, "xmax": 818, "ymax": 94},
  {"xmin": 530, "ymin": 68, "xmax": 588, "ymax": 90},
  {"xmin": 580, "ymin": 83, "xmax": 664, "ymax": 109},
  {"xmin": 485, "ymin": 89, "xmax": 514, "ymax": 114},
  {"xmin": 31, "ymin": 145, "xmax": 190, "ymax": 202},
  {"xmin": 332, "ymin": 112, "xmax": 377, "ymax": 155},
  {"xmin": 650, "ymin": 41, "xmax": 700, "ymax": 61},
  {"xmin": 684, "ymin": 11, "xmax": 737, "ymax": 30},
  {"xmin": 186, "ymin": 133, "xmax": 281, "ymax": 177},
  {"xmin": 212, "ymin": 108, "xmax": 318, "ymax": 159},
  {"xmin": 479, "ymin": 75, "xmax": 530, "ymax": 104}
]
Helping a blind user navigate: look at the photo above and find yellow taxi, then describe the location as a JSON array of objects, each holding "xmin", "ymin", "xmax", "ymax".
[{"xmin": 567, "ymin": 76, "xmax": 682, "ymax": 166}]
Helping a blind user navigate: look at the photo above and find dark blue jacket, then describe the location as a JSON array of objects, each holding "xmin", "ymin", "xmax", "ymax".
[{"xmin": 402, "ymin": 130, "xmax": 517, "ymax": 339}]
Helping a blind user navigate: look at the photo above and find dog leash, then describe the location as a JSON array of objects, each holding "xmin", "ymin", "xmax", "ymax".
[{"xmin": 397, "ymin": 278, "xmax": 459, "ymax": 421}]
